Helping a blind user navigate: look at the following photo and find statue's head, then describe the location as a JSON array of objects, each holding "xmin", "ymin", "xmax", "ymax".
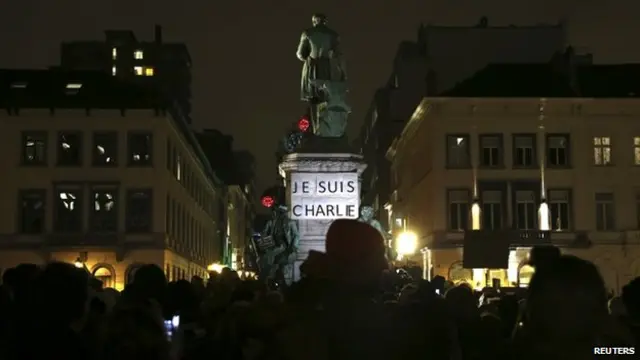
[
  {"xmin": 360, "ymin": 206, "xmax": 374, "ymax": 221},
  {"xmin": 312, "ymin": 13, "xmax": 327, "ymax": 26}
]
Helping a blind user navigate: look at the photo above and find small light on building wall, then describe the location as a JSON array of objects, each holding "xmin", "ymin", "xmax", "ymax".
[
  {"xmin": 471, "ymin": 200, "xmax": 481, "ymax": 230},
  {"xmin": 538, "ymin": 201, "xmax": 550, "ymax": 231},
  {"xmin": 134, "ymin": 50, "xmax": 144, "ymax": 59},
  {"xmin": 66, "ymin": 83, "xmax": 82, "ymax": 89}
]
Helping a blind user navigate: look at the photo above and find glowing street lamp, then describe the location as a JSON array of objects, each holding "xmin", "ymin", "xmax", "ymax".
[
  {"xmin": 207, "ymin": 263, "xmax": 224, "ymax": 273},
  {"xmin": 74, "ymin": 257, "xmax": 84, "ymax": 269},
  {"xmin": 396, "ymin": 231, "xmax": 418, "ymax": 259},
  {"xmin": 471, "ymin": 199, "xmax": 481, "ymax": 230},
  {"xmin": 538, "ymin": 200, "xmax": 550, "ymax": 231}
]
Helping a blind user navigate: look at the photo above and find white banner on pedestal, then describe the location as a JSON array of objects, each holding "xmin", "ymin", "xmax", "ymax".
[{"xmin": 290, "ymin": 172, "xmax": 360, "ymax": 220}]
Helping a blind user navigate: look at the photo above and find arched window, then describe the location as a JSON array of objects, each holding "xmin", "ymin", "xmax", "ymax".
[{"xmin": 91, "ymin": 264, "xmax": 116, "ymax": 289}]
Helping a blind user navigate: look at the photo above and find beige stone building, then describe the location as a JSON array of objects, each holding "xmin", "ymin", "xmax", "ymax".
[
  {"xmin": 0, "ymin": 69, "xmax": 226, "ymax": 290},
  {"xmin": 226, "ymin": 184, "xmax": 254, "ymax": 269},
  {"xmin": 386, "ymin": 63, "xmax": 640, "ymax": 294}
]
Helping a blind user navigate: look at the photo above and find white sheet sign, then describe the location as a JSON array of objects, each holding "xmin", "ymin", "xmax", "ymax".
[{"xmin": 290, "ymin": 172, "xmax": 360, "ymax": 220}]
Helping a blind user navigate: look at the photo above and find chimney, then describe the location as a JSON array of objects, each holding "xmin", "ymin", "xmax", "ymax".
[{"xmin": 154, "ymin": 25, "xmax": 162, "ymax": 44}]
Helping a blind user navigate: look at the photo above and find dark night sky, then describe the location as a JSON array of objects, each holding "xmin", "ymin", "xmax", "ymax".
[{"xmin": 2, "ymin": 0, "xmax": 638, "ymax": 199}]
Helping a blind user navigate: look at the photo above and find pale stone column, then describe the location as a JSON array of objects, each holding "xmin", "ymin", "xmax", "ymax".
[{"xmin": 279, "ymin": 152, "xmax": 367, "ymax": 282}]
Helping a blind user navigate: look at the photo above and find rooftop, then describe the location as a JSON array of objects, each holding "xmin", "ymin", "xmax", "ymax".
[
  {"xmin": 0, "ymin": 68, "xmax": 222, "ymax": 187},
  {"xmin": 440, "ymin": 63, "xmax": 640, "ymax": 98},
  {"xmin": 0, "ymin": 69, "xmax": 165, "ymax": 108}
]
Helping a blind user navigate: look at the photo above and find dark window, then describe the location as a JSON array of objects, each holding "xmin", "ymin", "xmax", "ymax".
[
  {"xmin": 549, "ymin": 190, "xmax": 571, "ymax": 231},
  {"xmin": 479, "ymin": 135, "xmax": 503, "ymax": 167},
  {"xmin": 546, "ymin": 134, "xmax": 570, "ymax": 167},
  {"xmin": 92, "ymin": 132, "xmax": 118, "ymax": 166},
  {"xmin": 18, "ymin": 190, "xmax": 46, "ymax": 234},
  {"xmin": 446, "ymin": 135, "xmax": 470, "ymax": 168},
  {"xmin": 54, "ymin": 186, "xmax": 83, "ymax": 232},
  {"xmin": 515, "ymin": 191, "xmax": 536, "ymax": 230},
  {"xmin": 21, "ymin": 131, "xmax": 48, "ymax": 165},
  {"xmin": 513, "ymin": 134, "xmax": 536, "ymax": 167},
  {"xmin": 636, "ymin": 193, "xmax": 640, "ymax": 229},
  {"xmin": 595, "ymin": 193, "xmax": 615, "ymax": 231},
  {"xmin": 126, "ymin": 189, "xmax": 152, "ymax": 232},
  {"xmin": 127, "ymin": 132, "xmax": 153, "ymax": 166},
  {"xmin": 166, "ymin": 194, "xmax": 171, "ymax": 234},
  {"xmin": 57, "ymin": 131, "xmax": 83, "ymax": 166},
  {"xmin": 90, "ymin": 187, "xmax": 118, "ymax": 232},
  {"xmin": 482, "ymin": 190, "xmax": 502, "ymax": 230},
  {"xmin": 166, "ymin": 140, "xmax": 173, "ymax": 171},
  {"xmin": 447, "ymin": 190, "xmax": 469, "ymax": 231}
]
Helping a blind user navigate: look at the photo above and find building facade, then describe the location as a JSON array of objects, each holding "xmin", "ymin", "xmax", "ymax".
[
  {"xmin": 387, "ymin": 63, "xmax": 640, "ymax": 294},
  {"xmin": 0, "ymin": 69, "xmax": 224, "ymax": 290},
  {"xmin": 195, "ymin": 129, "xmax": 257, "ymax": 268},
  {"xmin": 359, "ymin": 19, "xmax": 571, "ymax": 230},
  {"xmin": 226, "ymin": 184, "xmax": 254, "ymax": 269},
  {"xmin": 58, "ymin": 25, "xmax": 192, "ymax": 122}
]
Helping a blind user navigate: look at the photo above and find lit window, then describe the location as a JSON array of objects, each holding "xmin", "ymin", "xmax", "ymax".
[
  {"xmin": 54, "ymin": 187, "xmax": 83, "ymax": 232},
  {"xmin": 10, "ymin": 82, "xmax": 27, "ymax": 89},
  {"xmin": 112, "ymin": 48, "xmax": 117, "ymax": 60},
  {"xmin": 92, "ymin": 132, "xmax": 118, "ymax": 166},
  {"xmin": 634, "ymin": 137, "xmax": 640, "ymax": 165},
  {"xmin": 65, "ymin": 83, "xmax": 82, "ymax": 95},
  {"xmin": 593, "ymin": 136, "xmax": 612, "ymax": 166},
  {"xmin": 134, "ymin": 50, "xmax": 144, "ymax": 60},
  {"xmin": 21, "ymin": 131, "xmax": 47, "ymax": 165},
  {"xmin": 134, "ymin": 66, "xmax": 144, "ymax": 76},
  {"xmin": 91, "ymin": 187, "xmax": 118, "ymax": 232},
  {"xmin": 127, "ymin": 132, "xmax": 153, "ymax": 166},
  {"xmin": 112, "ymin": 66, "xmax": 117, "ymax": 76},
  {"xmin": 144, "ymin": 67, "xmax": 154, "ymax": 76},
  {"xmin": 57, "ymin": 131, "xmax": 83, "ymax": 166}
]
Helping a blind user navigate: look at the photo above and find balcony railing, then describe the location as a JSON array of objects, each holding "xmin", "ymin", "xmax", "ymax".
[{"xmin": 429, "ymin": 229, "xmax": 592, "ymax": 249}]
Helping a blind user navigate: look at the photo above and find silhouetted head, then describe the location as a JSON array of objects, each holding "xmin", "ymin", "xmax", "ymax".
[
  {"xmin": 528, "ymin": 245, "xmax": 561, "ymax": 269},
  {"xmin": 526, "ymin": 255, "xmax": 608, "ymax": 343},
  {"xmin": 622, "ymin": 276, "xmax": 640, "ymax": 320},
  {"xmin": 36, "ymin": 262, "xmax": 90, "ymax": 327},
  {"xmin": 312, "ymin": 13, "xmax": 327, "ymax": 26},
  {"xmin": 325, "ymin": 219, "xmax": 387, "ymax": 291},
  {"xmin": 132, "ymin": 264, "xmax": 167, "ymax": 303}
]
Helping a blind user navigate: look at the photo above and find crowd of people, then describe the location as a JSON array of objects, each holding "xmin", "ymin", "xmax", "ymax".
[{"xmin": 0, "ymin": 219, "xmax": 639, "ymax": 360}]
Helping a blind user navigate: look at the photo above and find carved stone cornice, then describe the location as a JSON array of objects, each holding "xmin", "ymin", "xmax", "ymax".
[{"xmin": 279, "ymin": 152, "xmax": 367, "ymax": 177}]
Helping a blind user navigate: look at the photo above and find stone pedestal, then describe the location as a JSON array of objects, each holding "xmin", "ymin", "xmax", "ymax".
[{"xmin": 279, "ymin": 150, "xmax": 367, "ymax": 282}]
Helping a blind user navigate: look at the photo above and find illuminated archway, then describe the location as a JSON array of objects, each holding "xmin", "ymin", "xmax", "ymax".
[
  {"xmin": 448, "ymin": 261, "xmax": 473, "ymax": 284},
  {"xmin": 91, "ymin": 263, "xmax": 115, "ymax": 289},
  {"xmin": 518, "ymin": 264, "xmax": 535, "ymax": 287},
  {"xmin": 125, "ymin": 263, "xmax": 145, "ymax": 285}
]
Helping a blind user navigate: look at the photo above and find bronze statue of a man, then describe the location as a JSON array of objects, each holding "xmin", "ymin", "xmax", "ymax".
[
  {"xmin": 259, "ymin": 204, "xmax": 300, "ymax": 286},
  {"xmin": 296, "ymin": 13, "xmax": 347, "ymax": 102}
]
